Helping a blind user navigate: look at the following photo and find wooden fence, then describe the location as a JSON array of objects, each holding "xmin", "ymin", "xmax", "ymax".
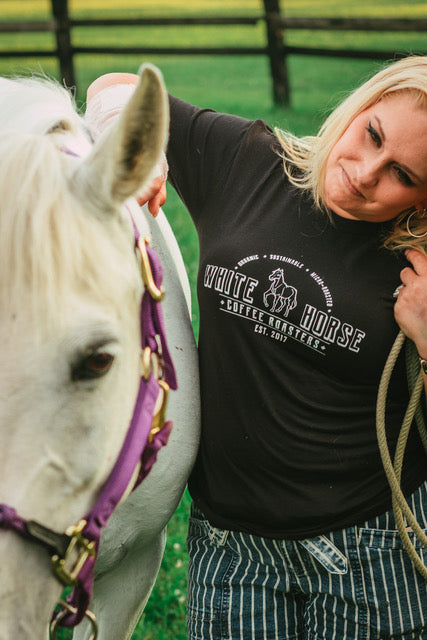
[{"xmin": 0, "ymin": 0, "xmax": 426, "ymax": 105}]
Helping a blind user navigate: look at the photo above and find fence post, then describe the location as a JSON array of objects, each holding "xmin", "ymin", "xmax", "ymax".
[
  {"xmin": 262, "ymin": 0, "xmax": 289, "ymax": 106},
  {"xmin": 51, "ymin": 0, "xmax": 75, "ymax": 87}
]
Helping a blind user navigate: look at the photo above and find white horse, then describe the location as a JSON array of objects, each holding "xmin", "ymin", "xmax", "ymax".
[
  {"xmin": 0, "ymin": 66, "xmax": 199, "ymax": 640},
  {"xmin": 263, "ymin": 268, "xmax": 297, "ymax": 316}
]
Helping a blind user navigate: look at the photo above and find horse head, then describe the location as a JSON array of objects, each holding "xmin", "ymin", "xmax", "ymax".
[
  {"xmin": 269, "ymin": 268, "xmax": 284, "ymax": 283},
  {"xmin": 0, "ymin": 65, "xmax": 168, "ymax": 639}
]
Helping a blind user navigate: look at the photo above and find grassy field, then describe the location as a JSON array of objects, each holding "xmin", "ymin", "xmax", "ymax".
[{"xmin": 0, "ymin": 2, "xmax": 426, "ymax": 638}]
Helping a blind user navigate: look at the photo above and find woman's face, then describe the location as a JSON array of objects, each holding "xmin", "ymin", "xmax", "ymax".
[{"xmin": 324, "ymin": 93, "xmax": 427, "ymax": 222}]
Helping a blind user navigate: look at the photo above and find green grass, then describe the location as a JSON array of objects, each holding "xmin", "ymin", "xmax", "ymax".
[{"xmin": 0, "ymin": 2, "xmax": 426, "ymax": 638}]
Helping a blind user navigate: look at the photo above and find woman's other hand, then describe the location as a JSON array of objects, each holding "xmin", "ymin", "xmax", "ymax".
[{"xmin": 395, "ymin": 248, "xmax": 427, "ymax": 357}]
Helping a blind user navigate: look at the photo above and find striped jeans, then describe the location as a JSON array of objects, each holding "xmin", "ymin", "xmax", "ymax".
[{"xmin": 186, "ymin": 482, "xmax": 427, "ymax": 639}]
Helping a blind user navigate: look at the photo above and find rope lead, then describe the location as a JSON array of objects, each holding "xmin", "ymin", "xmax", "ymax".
[{"xmin": 376, "ymin": 330, "xmax": 427, "ymax": 579}]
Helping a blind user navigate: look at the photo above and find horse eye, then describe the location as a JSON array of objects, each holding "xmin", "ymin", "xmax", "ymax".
[
  {"xmin": 72, "ymin": 351, "xmax": 115, "ymax": 381},
  {"xmin": 47, "ymin": 120, "xmax": 70, "ymax": 134}
]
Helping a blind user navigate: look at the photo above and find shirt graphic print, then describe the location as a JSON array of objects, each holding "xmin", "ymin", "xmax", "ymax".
[{"xmin": 203, "ymin": 251, "xmax": 366, "ymax": 358}]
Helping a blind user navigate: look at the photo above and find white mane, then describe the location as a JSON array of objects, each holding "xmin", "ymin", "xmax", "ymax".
[
  {"xmin": 0, "ymin": 76, "xmax": 85, "ymax": 138},
  {"xmin": 0, "ymin": 78, "xmax": 138, "ymax": 328}
]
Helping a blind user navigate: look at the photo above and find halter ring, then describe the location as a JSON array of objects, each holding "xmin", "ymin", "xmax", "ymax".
[{"xmin": 50, "ymin": 601, "xmax": 98, "ymax": 640}]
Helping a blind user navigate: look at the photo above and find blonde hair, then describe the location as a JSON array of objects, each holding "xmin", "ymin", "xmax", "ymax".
[{"xmin": 275, "ymin": 56, "xmax": 427, "ymax": 252}]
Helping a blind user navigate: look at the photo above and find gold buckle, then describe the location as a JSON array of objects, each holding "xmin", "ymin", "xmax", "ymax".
[
  {"xmin": 141, "ymin": 346, "xmax": 162, "ymax": 381},
  {"xmin": 139, "ymin": 347, "xmax": 169, "ymax": 441},
  {"xmin": 50, "ymin": 600, "xmax": 98, "ymax": 640},
  {"xmin": 137, "ymin": 236, "xmax": 165, "ymax": 302},
  {"xmin": 149, "ymin": 380, "xmax": 170, "ymax": 443},
  {"xmin": 51, "ymin": 520, "xmax": 96, "ymax": 587}
]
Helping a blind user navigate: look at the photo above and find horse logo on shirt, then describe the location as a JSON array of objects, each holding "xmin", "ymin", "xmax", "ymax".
[{"xmin": 263, "ymin": 268, "xmax": 297, "ymax": 316}]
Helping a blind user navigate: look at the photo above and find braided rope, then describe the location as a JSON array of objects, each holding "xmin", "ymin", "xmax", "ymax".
[
  {"xmin": 406, "ymin": 340, "xmax": 427, "ymax": 453},
  {"xmin": 376, "ymin": 330, "xmax": 427, "ymax": 579}
]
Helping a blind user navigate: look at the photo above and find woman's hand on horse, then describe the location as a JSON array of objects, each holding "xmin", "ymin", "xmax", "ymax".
[
  {"xmin": 394, "ymin": 248, "xmax": 427, "ymax": 356},
  {"xmin": 136, "ymin": 176, "xmax": 167, "ymax": 216},
  {"xmin": 86, "ymin": 72, "xmax": 167, "ymax": 217}
]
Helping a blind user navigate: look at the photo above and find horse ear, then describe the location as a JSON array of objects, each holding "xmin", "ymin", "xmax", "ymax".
[{"xmin": 78, "ymin": 64, "xmax": 168, "ymax": 210}]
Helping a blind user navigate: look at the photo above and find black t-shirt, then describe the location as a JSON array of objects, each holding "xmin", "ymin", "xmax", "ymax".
[{"xmin": 167, "ymin": 95, "xmax": 427, "ymax": 539}]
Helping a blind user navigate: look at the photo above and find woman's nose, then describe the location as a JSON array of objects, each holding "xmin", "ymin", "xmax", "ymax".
[{"xmin": 358, "ymin": 155, "xmax": 382, "ymax": 188}]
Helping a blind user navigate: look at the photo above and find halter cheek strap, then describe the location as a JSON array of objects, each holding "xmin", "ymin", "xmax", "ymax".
[
  {"xmin": 57, "ymin": 224, "xmax": 178, "ymax": 629},
  {"xmin": 0, "ymin": 221, "xmax": 177, "ymax": 632}
]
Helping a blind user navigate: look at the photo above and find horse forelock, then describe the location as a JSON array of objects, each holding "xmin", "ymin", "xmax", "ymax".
[
  {"xmin": 0, "ymin": 76, "xmax": 81, "ymax": 134},
  {"xmin": 0, "ymin": 129, "xmax": 140, "ymax": 332},
  {"xmin": 0, "ymin": 76, "xmax": 93, "ymax": 166}
]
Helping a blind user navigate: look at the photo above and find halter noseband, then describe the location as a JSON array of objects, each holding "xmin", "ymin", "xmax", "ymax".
[{"xmin": 0, "ymin": 218, "xmax": 177, "ymax": 635}]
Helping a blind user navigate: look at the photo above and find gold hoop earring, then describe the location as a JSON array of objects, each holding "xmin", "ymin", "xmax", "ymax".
[{"xmin": 406, "ymin": 209, "xmax": 427, "ymax": 239}]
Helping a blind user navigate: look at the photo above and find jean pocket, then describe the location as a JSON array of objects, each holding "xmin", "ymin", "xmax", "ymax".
[
  {"xmin": 355, "ymin": 526, "xmax": 427, "ymax": 638},
  {"xmin": 357, "ymin": 525, "xmax": 427, "ymax": 551}
]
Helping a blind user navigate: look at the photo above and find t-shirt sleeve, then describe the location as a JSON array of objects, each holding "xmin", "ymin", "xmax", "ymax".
[{"xmin": 167, "ymin": 95, "xmax": 269, "ymax": 224}]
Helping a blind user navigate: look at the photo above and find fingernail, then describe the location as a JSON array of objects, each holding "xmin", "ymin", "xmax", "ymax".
[{"xmin": 393, "ymin": 285, "xmax": 403, "ymax": 298}]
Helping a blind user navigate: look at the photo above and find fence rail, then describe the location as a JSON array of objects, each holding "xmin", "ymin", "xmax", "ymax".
[
  {"xmin": 0, "ymin": 1, "xmax": 426, "ymax": 105},
  {"xmin": 273, "ymin": 16, "xmax": 427, "ymax": 31},
  {"xmin": 0, "ymin": 21, "xmax": 55, "ymax": 32}
]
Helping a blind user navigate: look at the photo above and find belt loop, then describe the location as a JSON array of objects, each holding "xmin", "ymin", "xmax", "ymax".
[
  {"xmin": 299, "ymin": 535, "xmax": 348, "ymax": 575},
  {"xmin": 208, "ymin": 526, "xmax": 229, "ymax": 547}
]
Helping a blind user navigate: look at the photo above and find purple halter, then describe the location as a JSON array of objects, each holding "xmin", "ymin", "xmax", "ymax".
[{"xmin": 0, "ymin": 218, "xmax": 177, "ymax": 631}]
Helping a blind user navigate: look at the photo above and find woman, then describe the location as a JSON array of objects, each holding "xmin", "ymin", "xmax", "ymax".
[{"xmin": 87, "ymin": 55, "xmax": 427, "ymax": 639}]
